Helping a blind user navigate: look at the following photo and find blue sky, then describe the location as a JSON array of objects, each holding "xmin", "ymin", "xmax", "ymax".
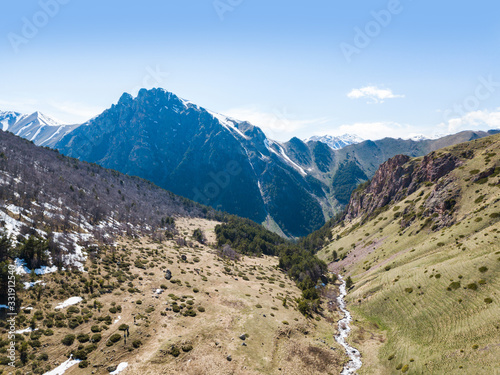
[{"xmin": 1, "ymin": 0, "xmax": 500, "ymax": 141}]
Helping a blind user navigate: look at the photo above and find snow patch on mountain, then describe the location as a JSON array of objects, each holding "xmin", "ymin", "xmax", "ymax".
[
  {"xmin": 208, "ymin": 110, "xmax": 251, "ymax": 140},
  {"xmin": 55, "ymin": 296, "xmax": 83, "ymax": 310},
  {"xmin": 265, "ymin": 139, "xmax": 307, "ymax": 176},
  {"xmin": 43, "ymin": 355, "xmax": 81, "ymax": 375},
  {"xmin": 407, "ymin": 134, "xmax": 429, "ymax": 141},
  {"xmin": 0, "ymin": 111, "xmax": 24, "ymax": 132},
  {"xmin": 14, "ymin": 258, "xmax": 58, "ymax": 276}
]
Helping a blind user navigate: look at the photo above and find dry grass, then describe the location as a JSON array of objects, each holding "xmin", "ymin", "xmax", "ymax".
[{"xmin": 1, "ymin": 218, "xmax": 345, "ymax": 375}]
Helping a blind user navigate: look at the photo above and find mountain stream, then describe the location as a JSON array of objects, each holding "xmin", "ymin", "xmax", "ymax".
[{"xmin": 335, "ymin": 274, "xmax": 363, "ymax": 374}]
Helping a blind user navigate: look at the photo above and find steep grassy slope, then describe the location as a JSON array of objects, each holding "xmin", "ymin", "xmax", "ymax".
[{"xmin": 317, "ymin": 134, "xmax": 500, "ymax": 374}]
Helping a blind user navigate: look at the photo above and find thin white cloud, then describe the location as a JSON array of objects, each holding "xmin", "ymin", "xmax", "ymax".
[
  {"xmin": 47, "ymin": 100, "xmax": 106, "ymax": 124},
  {"xmin": 347, "ymin": 86, "xmax": 405, "ymax": 103},
  {"xmin": 0, "ymin": 98, "xmax": 39, "ymax": 113},
  {"xmin": 222, "ymin": 107, "xmax": 329, "ymax": 140},
  {"xmin": 438, "ymin": 108, "xmax": 500, "ymax": 133},
  {"xmin": 0, "ymin": 98, "xmax": 104, "ymax": 124},
  {"xmin": 336, "ymin": 121, "xmax": 416, "ymax": 140}
]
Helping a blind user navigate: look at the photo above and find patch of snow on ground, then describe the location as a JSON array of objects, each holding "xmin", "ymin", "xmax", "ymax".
[
  {"xmin": 5, "ymin": 204, "xmax": 23, "ymax": 215},
  {"xmin": 54, "ymin": 232, "xmax": 89, "ymax": 272},
  {"xmin": 15, "ymin": 258, "xmax": 58, "ymax": 276},
  {"xmin": 15, "ymin": 327, "xmax": 37, "ymax": 334},
  {"xmin": 0, "ymin": 210, "xmax": 24, "ymax": 238},
  {"xmin": 113, "ymin": 316, "xmax": 121, "ymax": 324},
  {"xmin": 43, "ymin": 355, "xmax": 81, "ymax": 375},
  {"xmin": 55, "ymin": 297, "xmax": 83, "ymax": 310},
  {"xmin": 24, "ymin": 280, "xmax": 46, "ymax": 289},
  {"xmin": 110, "ymin": 362, "xmax": 129, "ymax": 374}
]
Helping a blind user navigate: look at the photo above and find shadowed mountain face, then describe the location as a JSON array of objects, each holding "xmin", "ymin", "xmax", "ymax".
[
  {"xmin": 55, "ymin": 89, "xmax": 327, "ymax": 237},
  {"xmin": 53, "ymin": 88, "xmax": 499, "ymax": 237}
]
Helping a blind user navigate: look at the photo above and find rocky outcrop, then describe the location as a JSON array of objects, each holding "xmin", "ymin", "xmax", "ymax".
[
  {"xmin": 345, "ymin": 151, "xmax": 462, "ymax": 222},
  {"xmin": 471, "ymin": 166, "xmax": 497, "ymax": 183}
]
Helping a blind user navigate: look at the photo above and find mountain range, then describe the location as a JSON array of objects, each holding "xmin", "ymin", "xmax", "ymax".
[{"xmin": 1, "ymin": 89, "xmax": 499, "ymax": 237}]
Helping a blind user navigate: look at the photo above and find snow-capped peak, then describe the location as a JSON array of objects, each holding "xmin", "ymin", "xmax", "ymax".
[
  {"xmin": 0, "ymin": 110, "xmax": 81, "ymax": 147},
  {"xmin": 305, "ymin": 134, "xmax": 364, "ymax": 150},
  {"xmin": 0, "ymin": 111, "xmax": 24, "ymax": 132},
  {"xmin": 407, "ymin": 134, "xmax": 429, "ymax": 141}
]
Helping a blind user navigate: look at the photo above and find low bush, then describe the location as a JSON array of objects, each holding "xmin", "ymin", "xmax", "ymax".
[
  {"xmin": 77, "ymin": 334, "xmax": 90, "ymax": 343},
  {"xmin": 132, "ymin": 339, "xmax": 142, "ymax": 348},
  {"xmin": 467, "ymin": 283, "xmax": 478, "ymax": 291},
  {"xmin": 91, "ymin": 325, "xmax": 101, "ymax": 333},
  {"xmin": 91, "ymin": 334, "xmax": 101, "ymax": 343},
  {"xmin": 106, "ymin": 333, "xmax": 122, "ymax": 346},
  {"xmin": 61, "ymin": 334, "xmax": 75, "ymax": 346}
]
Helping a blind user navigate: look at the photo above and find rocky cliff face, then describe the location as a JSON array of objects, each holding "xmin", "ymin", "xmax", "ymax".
[{"xmin": 345, "ymin": 151, "xmax": 464, "ymax": 227}]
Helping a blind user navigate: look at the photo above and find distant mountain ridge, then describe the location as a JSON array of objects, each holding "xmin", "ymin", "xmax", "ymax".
[
  {"xmin": 305, "ymin": 134, "xmax": 364, "ymax": 150},
  {"xmin": 0, "ymin": 110, "xmax": 80, "ymax": 147}
]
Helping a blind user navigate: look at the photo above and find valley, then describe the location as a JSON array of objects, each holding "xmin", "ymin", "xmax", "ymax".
[{"xmin": 2, "ymin": 1, "xmax": 499, "ymax": 374}]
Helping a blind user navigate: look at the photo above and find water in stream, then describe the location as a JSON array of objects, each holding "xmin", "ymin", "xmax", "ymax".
[{"xmin": 335, "ymin": 274, "xmax": 363, "ymax": 374}]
